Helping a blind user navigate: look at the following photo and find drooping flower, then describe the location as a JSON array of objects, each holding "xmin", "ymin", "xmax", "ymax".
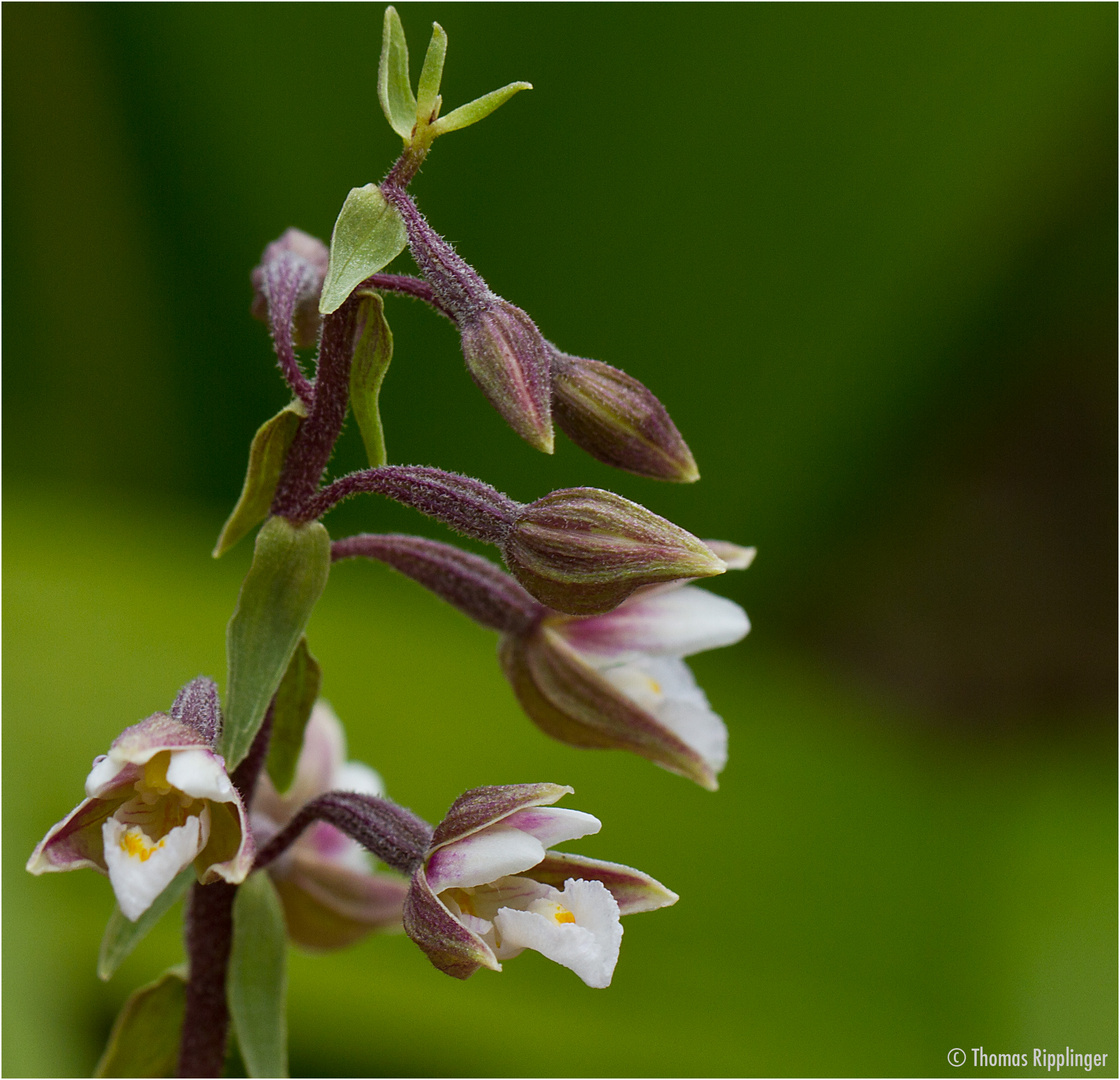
[
  {"xmin": 332, "ymin": 533, "xmax": 753, "ymax": 789},
  {"xmin": 404, "ymin": 784, "xmax": 677, "ymax": 988},
  {"xmin": 26, "ymin": 678, "xmax": 253, "ymax": 921},
  {"xmin": 251, "ymin": 702, "xmax": 409, "ymax": 950}
]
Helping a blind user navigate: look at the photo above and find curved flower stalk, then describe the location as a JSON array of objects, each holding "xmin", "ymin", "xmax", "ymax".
[
  {"xmin": 332, "ymin": 534, "xmax": 753, "ymax": 788},
  {"xmin": 404, "ymin": 784, "xmax": 677, "ymax": 987},
  {"xmin": 251, "ymin": 702, "xmax": 409, "ymax": 950},
  {"xmin": 27, "ymin": 678, "xmax": 253, "ymax": 921}
]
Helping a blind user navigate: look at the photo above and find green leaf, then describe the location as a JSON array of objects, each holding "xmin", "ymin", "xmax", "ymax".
[
  {"xmin": 213, "ymin": 401, "xmax": 307, "ymax": 558},
  {"xmin": 349, "ymin": 291, "xmax": 394, "ymax": 467},
  {"xmin": 415, "ymin": 22, "xmax": 447, "ymax": 126},
  {"xmin": 265, "ymin": 637, "xmax": 321, "ymax": 794},
  {"xmin": 94, "ymin": 967, "xmax": 187, "ymax": 1078},
  {"xmin": 431, "ymin": 81, "xmax": 533, "ymax": 137},
  {"xmin": 377, "ymin": 5, "xmax": 416, "ymax": 140},
  {"xmin": 223, "ymin": 517, "xmax": 331, "ymax": 769},
  {"xmin": 319, "ymin": 184, "xmax": 408, "ymax": 315},
  {"xmin": 98, "ymin": 868, "xmax": 194, "ymax": 982},
  {"xmin": 229, "ymin": 874, "xmax": 289, "ymax": 1079}
]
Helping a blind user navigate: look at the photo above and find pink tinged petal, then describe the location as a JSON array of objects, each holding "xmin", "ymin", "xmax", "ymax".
[
  {"xmin": 427, "ymin": 827, "xmax": 547, "ymax": 893},
  {"xmin": 164, "ymin": 748, "xmax": 236, "ymax": 803},
  {"xmin": 285, "ymin": 702, "xmax": 347, "ymax": 809},
  {"xmin": 275, "ymin": 857, "xmax": 407, "ymax": 951},
  {"xmin": 431, "ymin": 783, "xmax": 573, "ymax": 849},
  {"xmin": 499, "ymin": 807, "xmax": 602, "ymax": 849},
  {"xmin": 331, "ymin": 761, "xmax": 384, "ymax": 797},
  {"xmin": 107, "ymin": 714, "xmax": 209, "ymax": 766},
  {"xmin": 26, "ymin": 793, "xmax": 131, "ymax": 874},
  {"xmin": 557, "ymin": 585, "xmax": 749, "ymax": 661},
  {"xmin": 528, "ymin": 852, "xmax": 679, "ymax": 915},
  {"xmin": 492, "ymin": 877, "xmax": 623, "ymax": 988},
  {"xmin": 601, "ymin": 656, "xmax": 728, "ymax": 777},
  {"xmin": 404, "ymin": 870, "xmax": 500, "ymax": 980},
  {"xmin": 196, "ymin": 798, "xmax": 255, "ymax": 885},
  {"xmin": 103, "ymin": 812, "xmax": 206, "ymax": 921}
]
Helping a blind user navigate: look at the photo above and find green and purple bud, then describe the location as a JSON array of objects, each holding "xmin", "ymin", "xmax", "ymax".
[
  {"xmin": 550, "ymin": 347, "xmax": 699, "ymax": 483},
  {"xmin": 251, "ymin": 228, "xmax": 330, "ymax": 352},
  {"xmin": 403, "ymin": 784, "xmax": 676, "ymax": 987},
  {"xmin": 502, "ymin": 488, "xmax": 727, "ymax": 616},
  {"xmin": 380, "ymin": 186, "xmax": 554, "ymax": 453},
  {"xmin": 27, "ymin": 678, "xmax": 254, "ymax": 921}
]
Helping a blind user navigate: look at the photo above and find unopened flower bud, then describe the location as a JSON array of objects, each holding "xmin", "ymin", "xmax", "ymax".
[
  {"xmin": 502, "ymin": 488, "xmax": 727, "ymax": 616},
  {"xmin": 251, "ymin": 228, "xmax": 330, "ymax": 349},
  {"xmin": 550, "ymin": 348, "xmax": 698, "ymax": 482}
]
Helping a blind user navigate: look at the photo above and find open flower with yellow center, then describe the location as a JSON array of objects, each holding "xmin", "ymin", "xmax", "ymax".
[
  {"xmin": 404, "ymin": 784, "xmax": 677, "ymax": 988},
  {"xmin": 27, "ymin": 680, "xmax": 253, "ymax": 921}
]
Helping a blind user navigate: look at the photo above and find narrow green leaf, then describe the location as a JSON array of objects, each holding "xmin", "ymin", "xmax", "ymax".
[
  {"xmin": 94, "ymin": 967, "xmax": 187, "ymax": 1078},
  {"xmin": 431, "ymin": 81, "xmax": 532, "ymax": 137},
  {"xmin": 349, "ymin": 291, "xmax": 394, "ymax": 467},
  {"xmin": 98, "ymin": 868, "xmax": 194, "ymax": 982},
  {"xmin": 415, "ymin": 22, "xmax": 447, "ymax": 126},
  {"xmin": 229, "ymin": 874, "xmax": 289, "ymax": 1079},
  {"xmin": 319, "ymin": 184, "xmax": 408, "ymax": 315},
  {"xmin": 377, "ymin": 5, "xmax": 416, "ymax": 140},
  {"xmin": 266, "ymin": 637, "xmax": 321, "ymax": 794},
  {"xmin": 213, "ymin": 401, "xmax": 307, "ymax": 558},
  {"xmin": 224, "ymin": 517, "xmax": 331, "ymax": 769}
]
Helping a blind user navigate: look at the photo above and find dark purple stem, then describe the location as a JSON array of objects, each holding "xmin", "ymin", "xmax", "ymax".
[
  {"xmin": 265, "ymin": 254, "xmax": 316, "ymax": 407},
  {"xmin": 332, "ymin": 532, "xmax": 542, "ymax": 634},
  {"xmin": 360, "ymin": 273, "xmax": 452, "ymax": 320},
  {"xmin": 271, "ymin": 300, "xmax": 360, "ymax": 520},
  {"xmin": 298, "ymin": 465, "xmax": 520, "ymax": 543},
  {"xmin": 254, "ymin": 792, "xmax": 433, "ymax": 877},
  {"xmin": 177, "ymin": 712, "xmax": 274, "ymax": 1077},
  {"xmin": 380, "ymin": 184, "xmax": 490, "ymax": 321}
]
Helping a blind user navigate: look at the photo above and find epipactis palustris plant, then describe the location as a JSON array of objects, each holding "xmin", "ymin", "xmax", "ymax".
[{"xmin": 28, "ymin": 9, "xmax": 755, "ymax": 1076}]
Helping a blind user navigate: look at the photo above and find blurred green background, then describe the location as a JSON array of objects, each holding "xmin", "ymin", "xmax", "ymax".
[{"xmin": 4, "ymin": 3, "xmax": 1116, "ymax": 1077}]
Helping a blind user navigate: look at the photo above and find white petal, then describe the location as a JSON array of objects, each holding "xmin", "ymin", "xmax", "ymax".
[
  {"xmin": 562, "ymin": 586, "xmax": 749, "ymax": 662},
  {"xmin": 102, "ymin": 810, "xmax": 207, "ymax": 921},
  {"xmin": 602, "ymin": 657, "xmax": 728, "ymax": 776},
  {"xmin": 165, "ymin": 749, "xmax": 236, "ymax": 803},
  {"xmin": 85, "ymin": 754, "xmax": 127, "ymax": 797},
  {"xmin": 331, "ymin": 761, "xmax": 384, "ymax": 798},
  {"xmin": 427, "ymin": 827, "xmax": 546, "ymax": 892},
  {"xmin": 287, "ymin": 702, "xmax": 347, "ymax": 807},
  {"xmin": 493, "ymin": 877, "xmax": 622, "ymax": 988},
  {"xmin": 499, "ymin": 807, "xmax": 601, "ymax": 849}
]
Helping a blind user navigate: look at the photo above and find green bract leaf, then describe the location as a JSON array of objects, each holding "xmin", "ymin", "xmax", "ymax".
[
  {"xmin": 224, "ymin": 517, "xmax": 331, "ymax": 769},
  {"xmin": 349, "ymin": 291, "xmax": 394, "ymax": 467},
  {"xmin": 229, "ymin": 873, "xmax": 289, "ymax": 1079},
  {"xmin": 266, "ymin": 637, "xmax": 321, "ymax": 794},
  {"xmin": 415, "ymin": 22, "xmax": 447, "ymax": 126},
  {"xmin": 431, "ymin": 81, "xmax": 533, "ymax": 137},
  {"xmin": 319, "ymin": 184, "xmax": 408, "ymax": 315},
  {"xmin": 94, "ymin": 967, "xmax": 187, "ymax": 1078},
  {"xmin": 98, "ymin": 868, "xmax": 194, "ymax": 981},
  {"xmin": 213, "ymin": 401, "xmax": 307, "ymax": 558},
  {"xmin": 377, "ymin": 6, "xmax": 415, "ymax": 140}
]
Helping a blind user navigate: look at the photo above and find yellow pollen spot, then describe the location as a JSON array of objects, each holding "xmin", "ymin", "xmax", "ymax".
[
  {"xmin": 142, "ymin": 753, "xmax": 174, "ymax": 797},
  {"xmin": 553, "ymin": 906, "xmax": 576, "ymax": 925},
  {"xmin": 647, "ymin": 678, "xmax": 662, "ymax": 695},
  {"xmin": 120, "ymin": 828, "xmax": 166, "ymax": 862}
]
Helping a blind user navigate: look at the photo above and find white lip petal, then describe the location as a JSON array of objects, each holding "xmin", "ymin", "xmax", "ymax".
[
  {"xmin": 427, "ymin": 827, "xmax": 547, "ymax": 892},
  {"xmin": 103, "ymin": 812, "xmax": 206, "ymax": 921},
  {"xmin": 500, "ymin": 807, "xmax": 602, "ymax": 849},
  {"xmin": 165, "ymin": 749, "xmax": 236, "ymax": 803},
  {"xmin": 562, "ymin": 585, "xmax": 749, "ymax": 661},
  {"xmin": 603, "ymin": 657, "xmax": 728, "ymax": 776},
  {"xmin": 331, "ymin": 761, "xmax": 385, "ymax": 798},
  {"xmin": 492, "ymin": 877, "xmax": 622, "ymax": 988}
]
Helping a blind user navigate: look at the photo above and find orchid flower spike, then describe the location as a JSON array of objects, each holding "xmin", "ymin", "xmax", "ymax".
[
  {"xmin": 251, "ymin": 702, "xmax": 409, "ymax": 950},
  {"xmin": 404, "ymin": 784, "xmax": 677, "ymax": 988},
  {"xmin": 27, "ymin": 678, "xmax": 254, "ymax": 921}
]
